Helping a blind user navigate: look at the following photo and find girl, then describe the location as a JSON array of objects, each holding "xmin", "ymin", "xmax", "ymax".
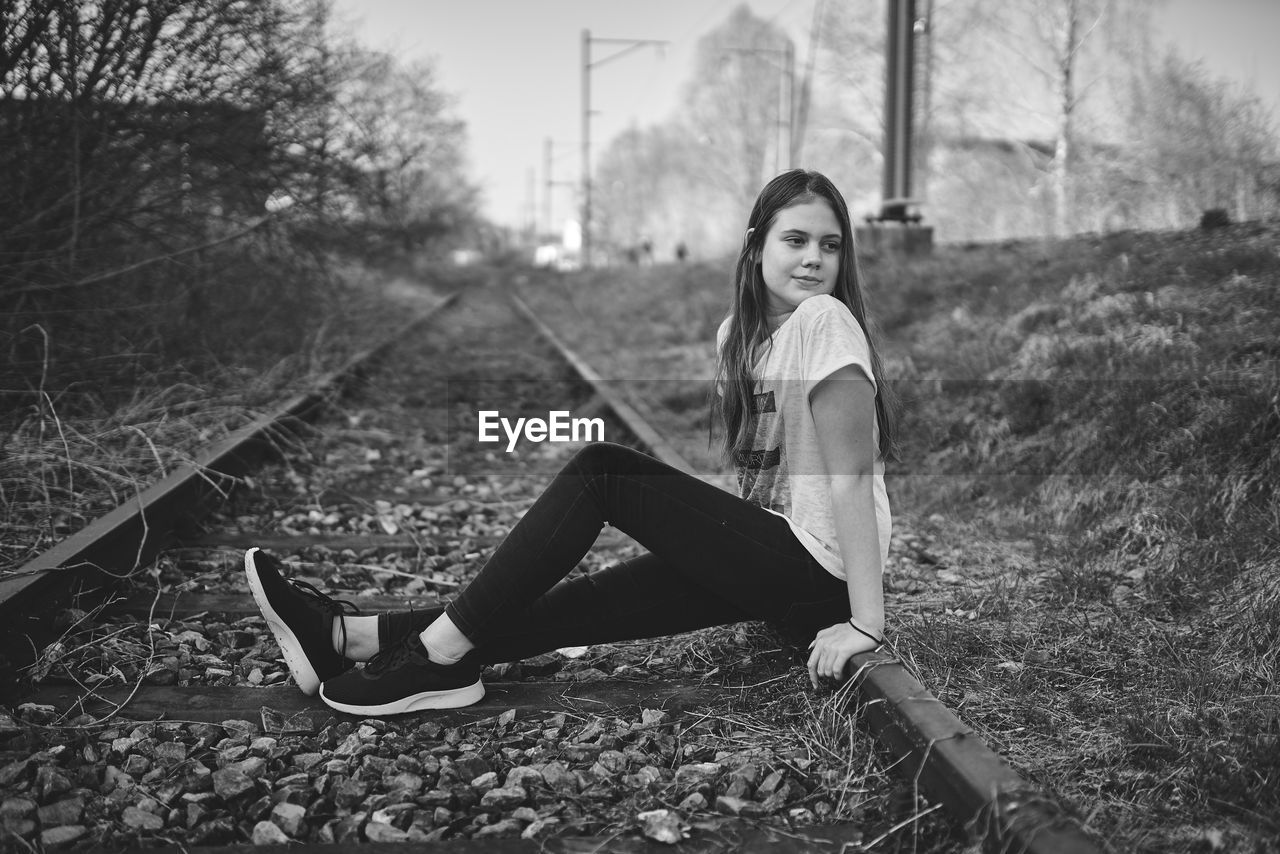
[{"xmin": 245, "ymin": 169, "xmax": 899, "ymax": 717}]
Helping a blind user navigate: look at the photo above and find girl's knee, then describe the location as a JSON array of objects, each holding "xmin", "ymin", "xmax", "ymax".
[{"xmin": 568, "ymin": 441, "xmax": 640, "ymax": 474}]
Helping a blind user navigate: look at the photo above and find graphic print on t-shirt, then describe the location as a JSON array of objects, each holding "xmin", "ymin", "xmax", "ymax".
[{"xmin": 735, "ymin": 387, "xmax": 790, "ymax": 514}]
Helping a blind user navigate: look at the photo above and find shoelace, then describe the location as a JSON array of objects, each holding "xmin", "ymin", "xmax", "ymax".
[
  {"xmin": 365, "ymin": 630, "xmax": 429, "ymax": 676},
  {"xmin": 288, "ymin": 579, "xmax": 361, "ymax": 659}
]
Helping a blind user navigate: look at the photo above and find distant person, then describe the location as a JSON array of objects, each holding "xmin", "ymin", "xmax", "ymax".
[
  {"xmin": 675, "ymin": 241, "xmax": 688, "ymax": 262},
  {"xmin": 245, "ymin": 169, "xmax": 901, "ymax": 715}
]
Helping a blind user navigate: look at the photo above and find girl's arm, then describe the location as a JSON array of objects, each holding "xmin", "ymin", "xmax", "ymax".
[{"xmin": 806, "ymin": 365, "xmax": 884, "ymax": 688}]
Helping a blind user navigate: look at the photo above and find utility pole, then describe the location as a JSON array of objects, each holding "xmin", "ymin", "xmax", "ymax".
[
  {"xmin": 856, "ymin": 0, "xmax": 932, "ymax": 255},
  {"xmin": 543, "ymin": 138, "xmax": 552, "ymax": 238},
  {"xmin": 525, "ymin": 167, "xmax": 536, "ymax": 239},
  {"xmin": 581, "ymin": 29, "xmax": 667, "ymax": 268},
  {"xmin": 882, "ymin": 0, "xmax": 915, "ymax": 214},
  {"xmin": 543, "ymin": 137, "xmax": 576, "ymax": 240}
]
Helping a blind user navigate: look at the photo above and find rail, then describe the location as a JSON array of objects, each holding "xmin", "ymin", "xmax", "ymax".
[{"xmin": 1, "ymin": 284, "xmax": 1104, "ymax": 853}]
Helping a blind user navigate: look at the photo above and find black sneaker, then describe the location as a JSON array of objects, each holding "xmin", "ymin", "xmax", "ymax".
[
  {"xmin": 319, "ymin": 633, "xmax": 484, "ymax": 716},
  {"xmin": 244, "ymin": 547, "xmax": 358, "ymax": 696}
]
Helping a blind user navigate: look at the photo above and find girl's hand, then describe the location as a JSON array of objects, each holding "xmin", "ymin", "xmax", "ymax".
[{"xmin": 807, "ymin": 621, "xmax": 881, "ymax": 689}]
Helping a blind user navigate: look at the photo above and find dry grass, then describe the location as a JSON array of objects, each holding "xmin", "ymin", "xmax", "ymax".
[
  {"xmin": 2, "ymin": 388, "xmax": 248, "ymax": 570},
  {"xmin": 0, "ymin": 237, "xmax": 443, "ymax": 577},
  {"xmin": 514, "ymin": 221, "xmax": 1280, "ymax": 853},
  {"xmin": 871, "ymin": 225, "xmax": 1280, "ymax": 851}
]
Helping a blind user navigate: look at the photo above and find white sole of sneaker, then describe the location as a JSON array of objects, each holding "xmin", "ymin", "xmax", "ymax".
[
  {"xmin": 245, "ymin": 547, "xmax": 321, "ymax": 696},
  {"xmin": 318, "ymin": 679, "xmax": 485, "ymax": 717}
]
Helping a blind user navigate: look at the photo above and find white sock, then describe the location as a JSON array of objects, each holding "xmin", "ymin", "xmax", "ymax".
[{"xmin": 419, "ymin": 629, "xmax": 461, "ymax": 665}]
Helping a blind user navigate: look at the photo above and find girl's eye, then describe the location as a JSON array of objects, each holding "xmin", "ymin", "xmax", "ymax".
[
  {"xmin": 785, "ymin": 237, "xmax": 804, "ymax": 246},
  {"xmin": 823, "ymin": 242, "xmax": 841, "ymax": 253}
]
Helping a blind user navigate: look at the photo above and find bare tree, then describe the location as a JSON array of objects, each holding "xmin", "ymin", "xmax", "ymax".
[
  {"xmin": 992, "ymin": 0, "xmax": 1112, "ymax": 236},
  {"xmin": 593, "ymin": 122, "xmax": 715, "ymax": 259},
  {"xmin": 681, "ymin": 4, "xmax": 795, "ymax": 217},
  {"xmin": 1124, "ymin": 49, "xmax": 1278, "ymax": 227},
  {"xmin": 813, "ymin": 0, "xmax": 883, "ymax": 149},
  {"xmin": 0, "ymin": 0, "xmax": 478, "ymax": 289},
  {"xmin": 0, "ymin": 0, "xmax": 479, "ymax": 413},
  {"xmin": 1045, "ymin": 0, "xmax": 1103, "ymax": 234},
  {"xmin": 0, "ymin": 0, "xmax": 331, "ymax": 288},
  {"xmin": 332, "ymin": 49, "xmax": 478, "ymax": 251},
  {"xmin": 809, "ymin": 0, "xmax": 1271, "ymax": 238},
  {"xmin": 791, "ymin": 0, "xmax": 825, "ymax": 167}
]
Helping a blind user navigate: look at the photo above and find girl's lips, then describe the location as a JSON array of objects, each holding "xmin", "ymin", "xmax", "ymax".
[{"xmin": 793, "ymin": 276, "xmax": 823, "ymax": 285}]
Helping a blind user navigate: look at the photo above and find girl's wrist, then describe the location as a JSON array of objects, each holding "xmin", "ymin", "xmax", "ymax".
[{"xmin": 847, "ymin": 616, "xmax": 884, "ymax": 643}]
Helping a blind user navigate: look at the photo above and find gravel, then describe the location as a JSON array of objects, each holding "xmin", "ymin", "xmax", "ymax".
[
  {"xmin": 5, "ymin": 289, "xmax": 960, "ymax": 849},
  {"xmin": 0, "ymin": 697, "xmax": 861, "ymax": 847}
]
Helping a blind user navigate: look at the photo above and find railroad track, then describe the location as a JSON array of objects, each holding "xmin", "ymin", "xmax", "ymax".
[{"xmin": 0, "ymin": 276, "xmax": 1105, "ymax": 853}]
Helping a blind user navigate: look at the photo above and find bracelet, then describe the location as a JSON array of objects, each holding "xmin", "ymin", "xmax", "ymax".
[{"xmin": 847, "ymin": 618, "xmax": 884, "ymax": 645}]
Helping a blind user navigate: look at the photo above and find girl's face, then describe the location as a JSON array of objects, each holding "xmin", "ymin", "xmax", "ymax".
[{"xmin": 758, "ymin": 199, "xmax": 842, "ymax": 321}]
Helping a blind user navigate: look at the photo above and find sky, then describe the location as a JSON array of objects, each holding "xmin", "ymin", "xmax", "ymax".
[{"xmin": 331, "ymin": 0, "xmax": 1280, "ymax": 230}]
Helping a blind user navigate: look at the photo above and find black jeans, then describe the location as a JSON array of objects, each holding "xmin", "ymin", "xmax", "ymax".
[{"xmin": 443, "ymin": 442, "xmax": 851, "ymax": 664}]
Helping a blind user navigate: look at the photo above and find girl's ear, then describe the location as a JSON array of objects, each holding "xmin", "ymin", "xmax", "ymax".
[{"xmin": 742, "ymin": 227, "xmax": 755, "ymax": 250}]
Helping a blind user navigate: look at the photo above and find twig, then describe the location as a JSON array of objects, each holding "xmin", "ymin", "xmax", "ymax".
[
  {"xmin": 56, "ymin": 574, "xmax": 164, "ymax": 727},
  {"xmin": 8, "ymin": 215, "xmax": 272, "ymax": 296},
  {"xmin": 854, "ymin": 802, "xmax": 944, "ymax": 850},
  {"xmin": 736, "ymin": 673, "xmax": 792, "ymax": 690}
]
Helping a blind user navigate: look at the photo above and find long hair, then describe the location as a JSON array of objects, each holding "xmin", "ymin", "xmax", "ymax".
[{"xmin": 713, "ymin": 169, "xmax": 901, "ymax": 464}]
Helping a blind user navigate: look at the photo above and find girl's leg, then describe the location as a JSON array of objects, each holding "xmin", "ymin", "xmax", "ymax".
[
  {"xmin": 332, "ymin": 615, "xmax": 380, "ymax": 661},
  {"xmin": 383, "ymin": 544, "xmax": 849, "ymax": 665},
  {"xmin": 319, "ymin": 442, "xmax": 851, "ymax": 713},
  {"xmin": 324, "ymin": 440, "xmax": 764, "ymax": 662},
  {"xmin": 443, "ymin": 552, "xmax": 749, "ymax": 663},
  {"xmin": 435, "ymin": 441, "xmax": 847, "ymax": 655}
]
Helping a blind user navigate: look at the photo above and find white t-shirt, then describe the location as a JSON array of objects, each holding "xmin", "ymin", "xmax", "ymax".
[{"xmin": 717, "ymin": 294, "xmax": 891, "ymax": 578}]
